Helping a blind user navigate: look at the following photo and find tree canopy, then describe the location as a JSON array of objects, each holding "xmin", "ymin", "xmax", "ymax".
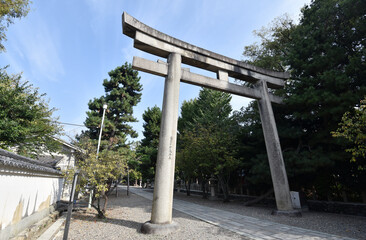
[
  {"xmin": 70, "ymin": 139, "xmax": 128, "ymax": 218},
  {"xmin": 333, "ymin": 98, "xmax": 366, "ymax": 167},
  {"xmin": 0, "ymin": 0, "xmax": 30, "ymax": 52},
  {"xmin": 332, "ymin": 97, "xmax": 366, "ymax": 198},
  {"xmin": 241, "ymin": 0, "xmax": 366, "ymax": 201},
  {"xmin": 83, "ymin": 62, "xmax": 142, "ymax": 149},
  {"xmin": 137, "ymin": 105, "xmax": 162, "ymax": 182},
  {"xmin": 243, "ymin": 14, "xmax": 294, "ymax": 72},
  {"xmin": 177, "ymin": 88, "xmax": 240, "ymax": 201},
  {"xmin": 0, "ymin": 68, "xmax": 62, "ymax": 157}
]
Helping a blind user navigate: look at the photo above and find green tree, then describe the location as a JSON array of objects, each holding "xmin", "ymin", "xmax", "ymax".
[
  {"xmin": 287, "ymin": 0, "xmax": 366, "ymax": 142},
  {"xmin": 241, "ymin": 0, "xmax": 366, "ymax": 201},
  {"xmin": 243, "ymin": 14, "xmax": 294, "ymax": 72},
  {"xmin": 178, "ymin": 99, "xmax": 197, "ymax": 133},
  {"xmin": 0, "ymin": 68, "xmax": 62, "ymax": 157},
  {"xmin": 177, "ymin": 88, "xmax": 241, "ymax": 201},
  {"xmin": 176, "ymin": 99, "xmax": 198, "ymax": 195},
  {"xmin": 232, "ymin": 102, "xmax": 270, "ymax": 194},
  {"xmin": 286, "ymin": 0, "xmax": 366, "ymax": 201},
  {"xmin": 176, "ymin": 99, "xmax": 199, "ymax": 196},
  {"xmin": 137, "ymin": 105, "xmax": 161, "ymax": 182},
  {"xmin": 77, "ymin": 62, "xmax": 142, "ymax": 217},
  {"xmin": 332, "ymin": 97, "xmax": 366, "ymax": 202},
  {"xmin": 83, "ymin": 62, "xmax": 142, "ymax": 149},
  {"xmin": 192, "ymin": 88, "xmax": 233, "ymax": 128},
  {"xmin": 0, "ymin": 0, "xmax": 30, "ymax": 52},
  {"xmin": 140, "ymin": 106, "xmax": 161, "ymax": 148},
  {"xmin": 71, "ymin": 139, "xmax": 128, "ymax": 218},
  {"xmin": 178, "ymin": 124, "xmax": 240, "ymax": 201},
  {"xmin": 332, "ymin": 98, "xmax": 366, "ymax": 167}
]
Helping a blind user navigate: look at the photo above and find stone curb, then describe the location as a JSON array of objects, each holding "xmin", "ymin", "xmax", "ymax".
[
  {"xmin": 37, "ymin": 215, "xmax": 65, "ymax": 240},
  {"xmin": 11, "ymin": 211, "xmax": 61, "ymax": 240}
]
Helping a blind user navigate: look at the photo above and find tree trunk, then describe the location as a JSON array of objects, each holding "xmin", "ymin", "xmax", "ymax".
[
  {"xmin": 342, "ymin": 190, "xmax": 348, "ymax": 202},
  {"xmin": 96, "ymin": 197, "xmax": 105, "ymax": 218},
  {"xmin": 91, "ymin": 190, "xmax": 109, "ymax": 219},
  {"xmin": 185, "ymin": 179, "xmax": 191, "ymax": 196},
  {"xmin": 106, "ymin": 180, "xmax": 120, "ymax": 195},
  {"xmin": 102, "ymin": 192, "xmax": 108, "ymax": 213},
  {"xmin": 361, "ymin": 191, "xmax": 366, "ymax": 203},
  {"xmin": 217, "ymin": 175, "xmax": 230, "ymax": 202},
  {"xmin": 201, "ymin": 179, "xmax": 208, "ymax": 199}
]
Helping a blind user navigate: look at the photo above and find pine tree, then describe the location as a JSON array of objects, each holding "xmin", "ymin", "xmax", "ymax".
[
  {"xmin": 241, "ymin": 0, "xmax": 366, "ymax": 200},
  {"xmin": 76, "ymin": 62, "xmax": 142, "ymax": 218},
  {"xmin": 285, "ymin": 0, "xmax": 366, "ymax": 200},
  {"xmin": 84, "ymin": 62, "xmax": 142, "ymax": 149}
]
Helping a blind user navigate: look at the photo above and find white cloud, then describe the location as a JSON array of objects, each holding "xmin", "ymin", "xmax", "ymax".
[
  {"xmin": 231, "ymin": 95, "xmax": 252, "ymax": 113},
  {"xmin": 12, "ymin": 15, "xmax": 65, "ymax": 82},
  {"xmin": 276, "ymin": 0, "xmax": 311, "ymax": 23},
  {"xmin": 3, "ymin": 53, "xmax": 23, "ymax": 73},
  {"xmin": 83, "ymin": 0, "xmax": 109, "ymax": 35}
]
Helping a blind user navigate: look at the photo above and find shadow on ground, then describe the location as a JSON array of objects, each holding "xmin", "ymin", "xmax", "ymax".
[{"xmin": 71, "ymin": 212, "xmax": 142, "ymax": 232}]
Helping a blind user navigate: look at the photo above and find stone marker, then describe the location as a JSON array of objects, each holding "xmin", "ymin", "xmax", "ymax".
[{"xmin": 290, "ymin": 191, "xmax": 301, "ymax": 209}]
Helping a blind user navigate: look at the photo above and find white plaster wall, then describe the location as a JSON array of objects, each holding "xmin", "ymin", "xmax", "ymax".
[
  {"xmin": 0, "ymin": 172, "xmax": 63, "ymax": 230},
  {"xmin": 57, "ymin": 153, "xmax": 75, "ymax": 171},
  {"xmin": 56, "ymin": 154, "xmax": 75, "ymax": 200},
  {"xmin": 38, "ymin": 151, "xmax": 75, "ymax": 171}
]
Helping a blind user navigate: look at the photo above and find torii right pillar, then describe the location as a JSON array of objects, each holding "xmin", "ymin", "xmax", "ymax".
[{"xmin": 256, "ymin": 79, "xmax": 301, "ymax": 216}]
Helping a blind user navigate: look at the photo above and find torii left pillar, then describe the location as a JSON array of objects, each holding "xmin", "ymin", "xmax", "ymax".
[{"xmin": 141, "ymin": 53, "xmax": 181, "ymax": 234}]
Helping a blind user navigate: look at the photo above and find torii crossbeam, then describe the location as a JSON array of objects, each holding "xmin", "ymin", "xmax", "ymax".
[{"xmin": 122, "ymin": 12, "xmax": 299, "ymax": 234}]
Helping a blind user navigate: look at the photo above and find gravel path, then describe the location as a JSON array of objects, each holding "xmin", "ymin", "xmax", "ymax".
[
  {"xmin": 55, "ymin": 189, "xmax": 243, "ymax": 240},
  {"xmin": 55, "ymin": 188, "xmax": 366, "ymax": 240}
]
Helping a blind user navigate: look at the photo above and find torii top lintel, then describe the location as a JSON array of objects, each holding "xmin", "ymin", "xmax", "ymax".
[{"xmin": 122, "ymin": 12, "xmax": 289, "ymax": 89}]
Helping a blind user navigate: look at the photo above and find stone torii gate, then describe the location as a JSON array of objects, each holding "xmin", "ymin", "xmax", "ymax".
[{"xmin": 122, "ymin": 12, "xmax": 299, "ymax": 234}]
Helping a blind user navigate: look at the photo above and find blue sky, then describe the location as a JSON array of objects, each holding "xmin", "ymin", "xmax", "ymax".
[{"xmin": 0, "ymin": 0, "xmax": 310, "ymax": 142}]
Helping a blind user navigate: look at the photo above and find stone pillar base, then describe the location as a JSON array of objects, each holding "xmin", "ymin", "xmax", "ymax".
[
  {"xmin": 141, "ymin": 221, "xmax": 179, "ymax": 234},
  {"xmin": 271, "ymin": 209, "xmax": 302, "ymax": 217}
]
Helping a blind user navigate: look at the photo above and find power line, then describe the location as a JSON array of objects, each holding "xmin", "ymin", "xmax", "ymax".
[{"xmin": 56, "ymin": 121, "xmax": 86, "ymax": 127}]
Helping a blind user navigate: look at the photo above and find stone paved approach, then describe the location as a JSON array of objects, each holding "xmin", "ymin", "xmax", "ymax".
[{"xmin": 126, "ymin": 187, "xmax": 355, "ymax": 240}]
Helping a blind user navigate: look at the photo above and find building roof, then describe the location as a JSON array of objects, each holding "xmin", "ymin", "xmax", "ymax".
[
  {"xmin": 36, "ymin": 155, "xmax": 64, "ymax": 167},
  {"xmin": 0, "ymin": 149, "xmax": 62, "ymax": 175}
]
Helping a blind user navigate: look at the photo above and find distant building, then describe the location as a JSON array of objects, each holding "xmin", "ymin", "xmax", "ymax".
[{"xmin": 36, "ymin": 138, "xmax": 81, "ymax": 200}]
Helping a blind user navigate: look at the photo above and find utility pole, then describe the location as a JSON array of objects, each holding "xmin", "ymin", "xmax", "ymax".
[
  {"xmin": 89, "ymin": 104, "xmax": 107, "ymax": 209},
  {"xmin": 127, "ymin": 165, "xmax": 130, "ymax": 196},
  {"xmin": 63, "ymin": 171, "xmax": 79, "ymax": 240},
  {"xmin": 96, "ymin": 104, "xmax": 108, "ymax": 158}
]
